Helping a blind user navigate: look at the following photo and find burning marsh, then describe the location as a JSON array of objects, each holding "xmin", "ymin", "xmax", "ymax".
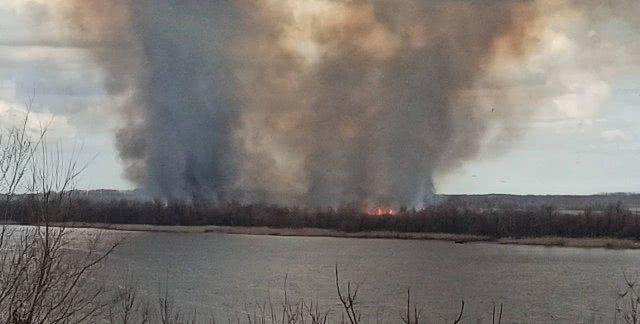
[{"xmin": 4, "ymin": 194, "xmax": 640, "ymax": 249}]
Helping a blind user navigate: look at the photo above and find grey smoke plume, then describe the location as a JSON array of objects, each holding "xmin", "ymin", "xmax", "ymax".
[
  {"xmin": 231, "ymin": 1, "xmax": 539, "ymax": 207},
  {"xmin": 63, "ymin": 0, "xmax": 636, "ymax": 207},
  {"xmin": 64, "ymin": 0, "xmax": 540, "ymax": 207}
]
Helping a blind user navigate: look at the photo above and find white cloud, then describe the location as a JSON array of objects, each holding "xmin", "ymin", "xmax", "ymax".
[
  {"xmin": 0, "ymin": 99, "xmax": 74, "ymax": 140},
  {"xmin": 481, "ymin": 0, "xmax": 640, "ymax": 125},
  {"xmin": 548, "ymin": 72, "xmax": 610, "ymax": 119},
  {"xmin": 601, "ymin": 129, "xmax": 632, "ymax": 142}
]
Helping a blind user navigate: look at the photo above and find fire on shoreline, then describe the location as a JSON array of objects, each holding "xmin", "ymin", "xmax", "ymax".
[{"xmin": 365, "ymin": 207, "xmax": 397, "ymax": 216}]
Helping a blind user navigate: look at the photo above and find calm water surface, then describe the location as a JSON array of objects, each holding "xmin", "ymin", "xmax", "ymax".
[{"xmin": 99, "ymin": 232, "xmax": 640, "ymax": 323}]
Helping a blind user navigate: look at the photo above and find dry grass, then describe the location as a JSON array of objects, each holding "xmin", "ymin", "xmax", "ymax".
[
  {"xmin": 55, "ymin": 222, "xmax": 640, "ymax": 250},
  {"xmin": 56, "ymin": 222, "xmax": 491, "ymax": 241},
  {"xmin": 498, "ymin": 236, "xmax": 640, "ymax": 249}
]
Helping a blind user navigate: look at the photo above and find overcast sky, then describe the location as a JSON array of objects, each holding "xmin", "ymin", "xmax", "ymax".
[{"xmin": 1, "ymin": 0, "xmax": 639, "ymax": 195}]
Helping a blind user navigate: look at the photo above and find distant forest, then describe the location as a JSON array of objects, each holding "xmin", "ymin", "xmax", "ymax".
[
  {"xmin": 3, "ymin": 191, "xmax": 640, "ymax": 239},
  {"xmin": 63, "ymin": 190, "xmax": 640, "ymax": 210}
]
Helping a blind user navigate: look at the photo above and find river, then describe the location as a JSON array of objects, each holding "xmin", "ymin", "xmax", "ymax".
[{"xmin": 98, "ymin": 231, "xmax": 640, "ymax": 323}]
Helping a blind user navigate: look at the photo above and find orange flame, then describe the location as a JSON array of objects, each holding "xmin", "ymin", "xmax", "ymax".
[{"xmin": 365, "ymin": 207, "xmax": 397, "ymax": 216}]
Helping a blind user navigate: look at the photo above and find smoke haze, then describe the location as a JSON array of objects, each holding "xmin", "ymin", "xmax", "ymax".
[{"xmin": 59, "ymin": 0, "xmax": 639, "ymax": 207}]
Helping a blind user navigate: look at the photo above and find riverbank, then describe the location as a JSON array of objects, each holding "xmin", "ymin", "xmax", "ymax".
[
  {"xmin": 498, "ymin": 236, "xmax": 640, "ymax": 249},
  {"xmin": 54, "ymin": 222, "xmax": 640, "ymax": 250}
]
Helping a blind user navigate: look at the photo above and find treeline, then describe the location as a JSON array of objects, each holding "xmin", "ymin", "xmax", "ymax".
[
  {"xmin": 441, "ymin": 193, "xmax": 640, "ymax": 210},
  {"xmin": 3, "ymin": 197, "xmax": 640, "ymax": 239}
]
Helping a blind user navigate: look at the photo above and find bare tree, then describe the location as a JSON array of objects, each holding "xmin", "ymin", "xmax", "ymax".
[
  {"xmin": 108, "ymin": 276, "xmax": 151, "ymax": 324},
  {"xmin": 617, "ymin": 272, "xmax": 640, "ymax": 324},
  {"xmin": 335, "ymin": 266, "xmax": 361, "ymax": 324},
  {"xmin": 0, "ymin": 110, "xmax": 118, "ymax": 324},
  {"xmin": 453, "ymin": 300, "xmax": 465, "ymax": 324},
  {"xmin": 400, "ymin": 289, "xmax": 421, "ymax": 324},
  {"xmin": 492, "ymin": 303, "xmax": 503, "ymax": 324}
]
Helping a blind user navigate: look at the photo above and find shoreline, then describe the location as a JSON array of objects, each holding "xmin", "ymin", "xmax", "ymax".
[{"xmin": 56, "ymin": 222, "xmax": 640, "ymax": 250}]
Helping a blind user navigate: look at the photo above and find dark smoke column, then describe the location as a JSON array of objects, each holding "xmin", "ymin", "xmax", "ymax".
[
  {"xmin": 70, "ymin": 1, "xmax": 242, "ymax": 202},
  {"xmin": 132, "ymin": 1, "xmax": 241, "ymax": 202}
]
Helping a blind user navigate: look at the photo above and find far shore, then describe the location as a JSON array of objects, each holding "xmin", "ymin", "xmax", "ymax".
[{"xmin": 54, "ymin": 222, "xmax": 640, "ymax": 250}]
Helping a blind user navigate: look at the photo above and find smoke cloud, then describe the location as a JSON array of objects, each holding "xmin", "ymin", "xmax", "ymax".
[{"xmin": 59, "ymin": 0, "xmax": 638, "ymax": 207}]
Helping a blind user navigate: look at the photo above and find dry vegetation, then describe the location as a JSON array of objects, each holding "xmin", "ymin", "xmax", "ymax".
[{"xmin": 101, "ymin": 267, "xmax": 473, "ymax": 324}]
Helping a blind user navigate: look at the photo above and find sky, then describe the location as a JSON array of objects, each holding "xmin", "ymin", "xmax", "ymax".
[{"xmin": 0, "ymin": 0, "xmax": 639, "ymax": 196}]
